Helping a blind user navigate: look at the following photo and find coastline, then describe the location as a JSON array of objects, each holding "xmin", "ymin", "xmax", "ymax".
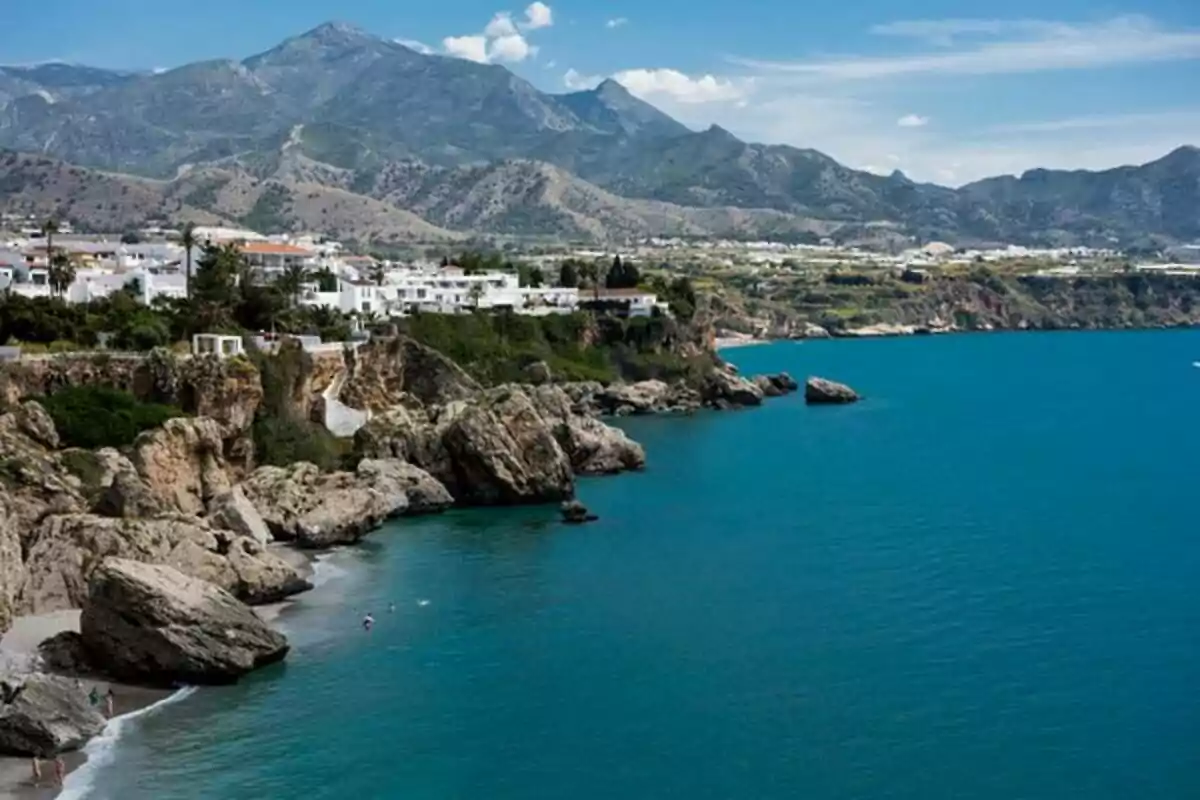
[{"xmin": 0, "ymin": 545, "xmax": 321, "ymax": 800}]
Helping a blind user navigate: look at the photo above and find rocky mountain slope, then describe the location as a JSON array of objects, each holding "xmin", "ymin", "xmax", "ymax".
[{"xmin": 0, "ymin": 22, "xmax": 1197, "ymax": 244}]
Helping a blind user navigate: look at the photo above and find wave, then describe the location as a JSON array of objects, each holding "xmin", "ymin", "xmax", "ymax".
[
  {"xmin": 310, "ymin": 551, "xmax": 350, "ymax": 588},
  {"xmin": 58, "ymin": 686, "xmax": 199, "ymax": 800}
]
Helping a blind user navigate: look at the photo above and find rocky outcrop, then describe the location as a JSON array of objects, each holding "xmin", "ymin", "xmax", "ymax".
[
  {"xmin": 239, "ymin": 459, "xmax": 447, "ymax": 548},
  {"xmin": 0, "ymin": 498, "xmax": 23, "ymax": 634},
  {"xmin": 0, "ymin": 674, "xmax": 107, "ymax": 756},
  {"xmin": 343, "ymin": 336, "xmax": 482, "ymax": 411},
  {"xmin": 356, "ymin": 387, "xmax": 576, "ymax": 505},
  {"xmin": 804, "ymin": 377, "xmax": 860, "ymax": 404},
  {"xmin": 596, "ymin": 380, "xmax": 671, "ymax": 415},
  {"xmin": 753, "ymin": 372, "xmax": 800, "ymax": 398},
  {"xmin": 21, "ymin": 513, "xmax": 310, "ymax": 611},
  {"xmin": 0, "ymin": 405, "xmax": 87, "ymax": 532},
  {"xmin": 207, "ymin": 487, "xmax": 272, "ymax": 546},
  {"xmin": 701, "ymin": 367, "xmax": 765, "ymax": 409},
  {"xmin": 37, "ymin": 632, "xmax": 96, "ymax": 677},
  {"xmin": 521, "ymin": 385, "xmax": 647, "ymax": 475},
  {"xmin": 80, "ymin": 559, "xmax": 289, "ymax": 686},
  {"xmin": 130, "ymin": 417, "xmax": 232, "ymax": 515},
  {"xmin": 560, "ymin": 499, "xmax": 598, "ymax": 524},
  {"xmin": 93, "ymin": 455, "xmax": 168, "ymax": 519}
]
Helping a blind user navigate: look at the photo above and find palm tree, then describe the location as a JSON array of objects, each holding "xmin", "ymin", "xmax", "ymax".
[
  {"xmin": 47, "ymin": 251, "xmax": 75, "ymax": 298},
  {"xmin": 277, "ymin": 263, "xmax": 311, "ymax": 308},
  {"xmin": 180, "ymin": 223, "xmax": 197, "ymax": 300},
  {"xmin": 369, "ymin": 262, "xmax": 386, "ymax": 286},
  {"xmin": 41, "ymin": 218, "xmax": 59, "ymax": 259}
]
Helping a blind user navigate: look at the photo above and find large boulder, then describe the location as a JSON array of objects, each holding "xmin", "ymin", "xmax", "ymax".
[
  {"xmin": 239, "ymin": 460, "xmax": 432, "ymax": 548},
  {"xmin": 354, "ymin": 459, "xmax": 454, "ymax": 515},
  {"xmin": 804, "ymin": 377, "xmax": 860, "ymax": 404},
  {"xmin": 80, "ymin": 559, "xmax": 289, "ymax": 686},
  {"xmin": 524, "ymin": 386, "xmax": 646, "ymax": 475},
  {"xmin": 13, "ymin": 401, "xmax": 59, "ymax": 450},
  {"xmin": 701, "ymin": 368, "xmax": 764, "ymax": 408},
  {"xmin": 207, "ymin": 487, "xmax": 272, "ymax": 546},
  {"xmin": 21, "ymin": 514, "xmax": 310, "ymax": 612},
  {"xmin": 752, "ymin": 372, "xmax": 800, "ymax": 399},
  {"xmin": 130, "ymin": 418, "xmax": 233, "ymax": 515},
  {"xmin": 0, "ymin": 409, "xmax": 87, "ymax": 531},
  {"xmin": 0, "ymin": 674, "xmax": 107, "ymax": 756},
  {"xmin": 93, "ymin": 459, "xmax": 168, "ymax": 519}
]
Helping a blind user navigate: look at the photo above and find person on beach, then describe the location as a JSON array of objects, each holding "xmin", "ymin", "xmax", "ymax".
[
  {"xmin": 88, "ymin": 686, "xmax": 100, "ymax": 707},
  {"xmin": 53, "ymin": 756, "xmax": 65, "ymax": 787},
  {"xmin": 363, "ymin": 613, "xmax": 374, "ymax": 632},
  {"xmin": 105, "ymin": 687, "xmax": 115, "ymax": 718},
  {"xmin": 31, "ymin": 755, "xmax": 41, "ymax": 786}
]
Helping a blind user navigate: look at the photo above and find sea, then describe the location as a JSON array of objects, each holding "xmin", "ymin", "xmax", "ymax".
[{"xmin": 67, "ymin": 330, "xmax": 1200, "ymax": 800}]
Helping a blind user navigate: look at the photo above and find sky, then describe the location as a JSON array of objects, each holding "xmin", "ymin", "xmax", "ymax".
[{"xmin": 2, "ymin": 0, "xmax": 1199, "ymax": 185}]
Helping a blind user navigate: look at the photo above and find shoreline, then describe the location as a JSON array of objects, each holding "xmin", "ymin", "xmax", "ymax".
[{"xmin": 0, "ymin": 544, "xmax": 322, "ymax": 800}]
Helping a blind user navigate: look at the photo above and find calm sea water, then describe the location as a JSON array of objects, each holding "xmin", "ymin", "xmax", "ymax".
[{"xmin": 73, "ymin": 331, "xmax": 1200, "ymax": 800}]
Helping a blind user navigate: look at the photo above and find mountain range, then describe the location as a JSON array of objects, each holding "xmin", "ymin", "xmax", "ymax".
[{"xmin": 1, "ymin": 21, "xmax": 1197, "ymax": 247}]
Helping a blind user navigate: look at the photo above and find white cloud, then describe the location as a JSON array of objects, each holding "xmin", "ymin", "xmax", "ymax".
[
  {"xmin": 730, "ymin": 15, "xmax": 1200, "ymax": 80},
  {"xmin": 490, "ymin": 34, "xmax": 535, "ymax": 63},
  {"xmin": 395, "ymin": 38, "xmax": 434, "ymax": 55},
  {"xmin": 523, "ymin": 2, "xmax": 554, "ymax": 30},
  {"xmin": 563, "ymin": 68, "xmax": 602, "ymax": 90},
  {"xmin": 485, "ymin": 13, "xmax": 519, "ymax": 38},
  {"xmin": 443, "ymin": 35, "xmax": 490, "ymax": 64},
  {"xmin": 606, "ymin": 18, "xmax": 629, "ymax": 30},
  {"xmin": 613, "ymin": 68, "xmax": 750, "ymax": 104},
  {"xmin": 897, "ymin": 114, "xmax": 929, "ymax": 127},
  {"xmin": 443, "ymin": 4, "xmax": 551, "ymax": 64}
]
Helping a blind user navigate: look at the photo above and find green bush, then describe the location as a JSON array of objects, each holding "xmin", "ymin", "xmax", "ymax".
[
  {"xmin": 41, "ymin": 386, "xmax": 181, "ymax": 449},
  {"xmin": 252, "ymin": 415, "xmax": 346, "ymax": 471}
]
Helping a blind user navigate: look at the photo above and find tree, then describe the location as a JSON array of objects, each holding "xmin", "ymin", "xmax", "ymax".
[
  {"xmin": 120, "ymin": 231, "xmax": 142, "ymax": 245},
  {"xmin": 191, "ymin": 243, "xmax": 243, "ymax": 309},
  {"xmin": 40, "ymin": 218, "xmax": 59, "ymax": 261},
  {"xmin": 559, "ymin": 260, "xmax": 579, "ymax": 288},
  {"xmin": 47, "ymin": 252, "xmax": 75, "ymax": 298},
  {"xmin": 528, "ymin": 267, "xmax": 544, "ymax": 289},
  {"xmin": 606, "ymin": 255, "xmax": 641, "ymax": 289},
  {"xmin": 277, "ymin": 263, "xmax": 312, "ymax": 308},
  {"xmin": 180, "ymin": 223, "xmax": 197, "ymax": 300}
]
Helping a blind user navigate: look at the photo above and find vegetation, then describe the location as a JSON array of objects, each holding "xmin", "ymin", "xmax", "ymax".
[
  {"xmin": 41, "ymin": 386, "xmax": 181, "ymax": 449},
  {"xmin": 401, "ymin": 311, "xmax": 712, "ymax": 385},
  {"xmin": 246, "ymin": 341, "xmax": 347, "ymax": 471}
]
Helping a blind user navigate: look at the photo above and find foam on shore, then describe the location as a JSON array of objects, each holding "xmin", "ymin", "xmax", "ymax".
[{"xmin": 57, "ymin": 686, "xmax": 198, "ymax": 800}]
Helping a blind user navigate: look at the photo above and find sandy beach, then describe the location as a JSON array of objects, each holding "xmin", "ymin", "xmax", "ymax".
[{"xmin": 714, "ymin": 335, "xmax": 770, "ymax": 350}]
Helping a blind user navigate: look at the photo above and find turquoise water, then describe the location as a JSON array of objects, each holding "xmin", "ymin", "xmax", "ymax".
[{"xmin": 75, "ymin": 332, "xmax": 1200, "ymax": 799}]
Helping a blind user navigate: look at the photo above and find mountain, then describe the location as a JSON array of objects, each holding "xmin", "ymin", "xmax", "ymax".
[{"xmin": 0, "ymin": 22, "xmax": 1196, "ymax": 245}]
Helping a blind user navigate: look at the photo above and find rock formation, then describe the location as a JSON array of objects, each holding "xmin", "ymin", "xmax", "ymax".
[
  {"xmin": 804, "ymin": 377, "xmax": 860, "ymax": 404},
  {"xmin": 21, "ymin": 513, "xmax": 310, "ymax": 610},
  {"xmin": 342, "ymin": 336, "xmax": 482, "ymax": 411},
  {"xmin": 130, "ymin": 417, "xmax": 233, "ymax": 516},
  {"xmin": 560, "ymin": 499, "xmax": 598, "ymax": 524},
  {"xmin": 239, "ymin": 458, "xmax": 450, "ymax": 547},
  {"xmin": 80, "ymin": 559, "xmax": 289, "ymax": 686},
  {"xmin": 207, "ymin": 487, "xmax": 272, "ymax": 546},
  {"xmin": 701, "ymin": 367, "xmax": 765, "ymax": 408},
  {"xmin": 0, "ymin": 674, "xmax": 107, "ymax": 756}
]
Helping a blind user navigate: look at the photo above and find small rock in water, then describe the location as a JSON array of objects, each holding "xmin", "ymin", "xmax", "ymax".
[
  {"xmin": 560, "ymin": 499, "xmax": 598, "ymax": 525},
  {"xmin": 804, "ymin": 376, "xmax": 860, "ymax": 405}
]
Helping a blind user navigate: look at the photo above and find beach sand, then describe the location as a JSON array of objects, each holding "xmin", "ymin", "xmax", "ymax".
[{"xmin": 714, "ymin": 336, "xmax": 770, "ymax": 350}]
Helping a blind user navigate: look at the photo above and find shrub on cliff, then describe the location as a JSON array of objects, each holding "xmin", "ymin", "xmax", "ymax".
[{"xmin": 41, "ymin": 386, "xmax": 181, "ymax": 449}]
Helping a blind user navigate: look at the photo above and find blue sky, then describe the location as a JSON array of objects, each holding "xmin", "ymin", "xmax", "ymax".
[{"xmin": 3, "ymin": 0, "xmax": 1199, "ymax": 185}]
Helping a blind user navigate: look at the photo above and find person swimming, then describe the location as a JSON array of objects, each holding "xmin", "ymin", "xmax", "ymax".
[
  {"xmin": 388, "ymin": 602, "xmax": 396, "ymax": 613},
  {"xmin": 362, "ymin": 613, "xmax": 374, "ymax": 631}
]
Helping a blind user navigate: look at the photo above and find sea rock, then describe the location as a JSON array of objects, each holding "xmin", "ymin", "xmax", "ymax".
[
  {"xmin": 130, "ymin": 417, "xmax": 232, "ymax": 516},
  {"xmin": 21, "ymin": 513, "xmax": 310, "ymax": 612},
  {"xmin": 239, "ymin": 459, "xmax": 433, "ymax": 547},
  {"xmin": 207, "ymin": 487, "xmax": 272, "ymax": 546},
  {"xmin": 357, "ymin": 387, "xmax": 576, "ymax": 505},
  {"xmin": 560, "ymin": 499, "xmax": 598, "ymax": 524},
  {"xmin": 801, "ymin": 322, "xmax": 832, "ymax": 339},
  {"xmin": 595, "ymin": 381, "xmax": 671, "ymax": 415},
  {"xmin": 80, "ymin": 559, "xmax": 289, "ymax": 686},
  {"xmin": 354, "ymin": 459, "xmax": 454, "ymax": 515},
  {"xmin": 0, "ymin": 674, "xmax": 107, "ymax": 756},
  {"xmin": 753, "ymin": 372, "xmax": 800, "ymax": 398},
  {"xmin": 804, "ymin": 377, "xmax": 860, "ymax": 404},
  {"xmin": 701, "ymin": 367, "xmax": 764, "ymax": 408}
]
